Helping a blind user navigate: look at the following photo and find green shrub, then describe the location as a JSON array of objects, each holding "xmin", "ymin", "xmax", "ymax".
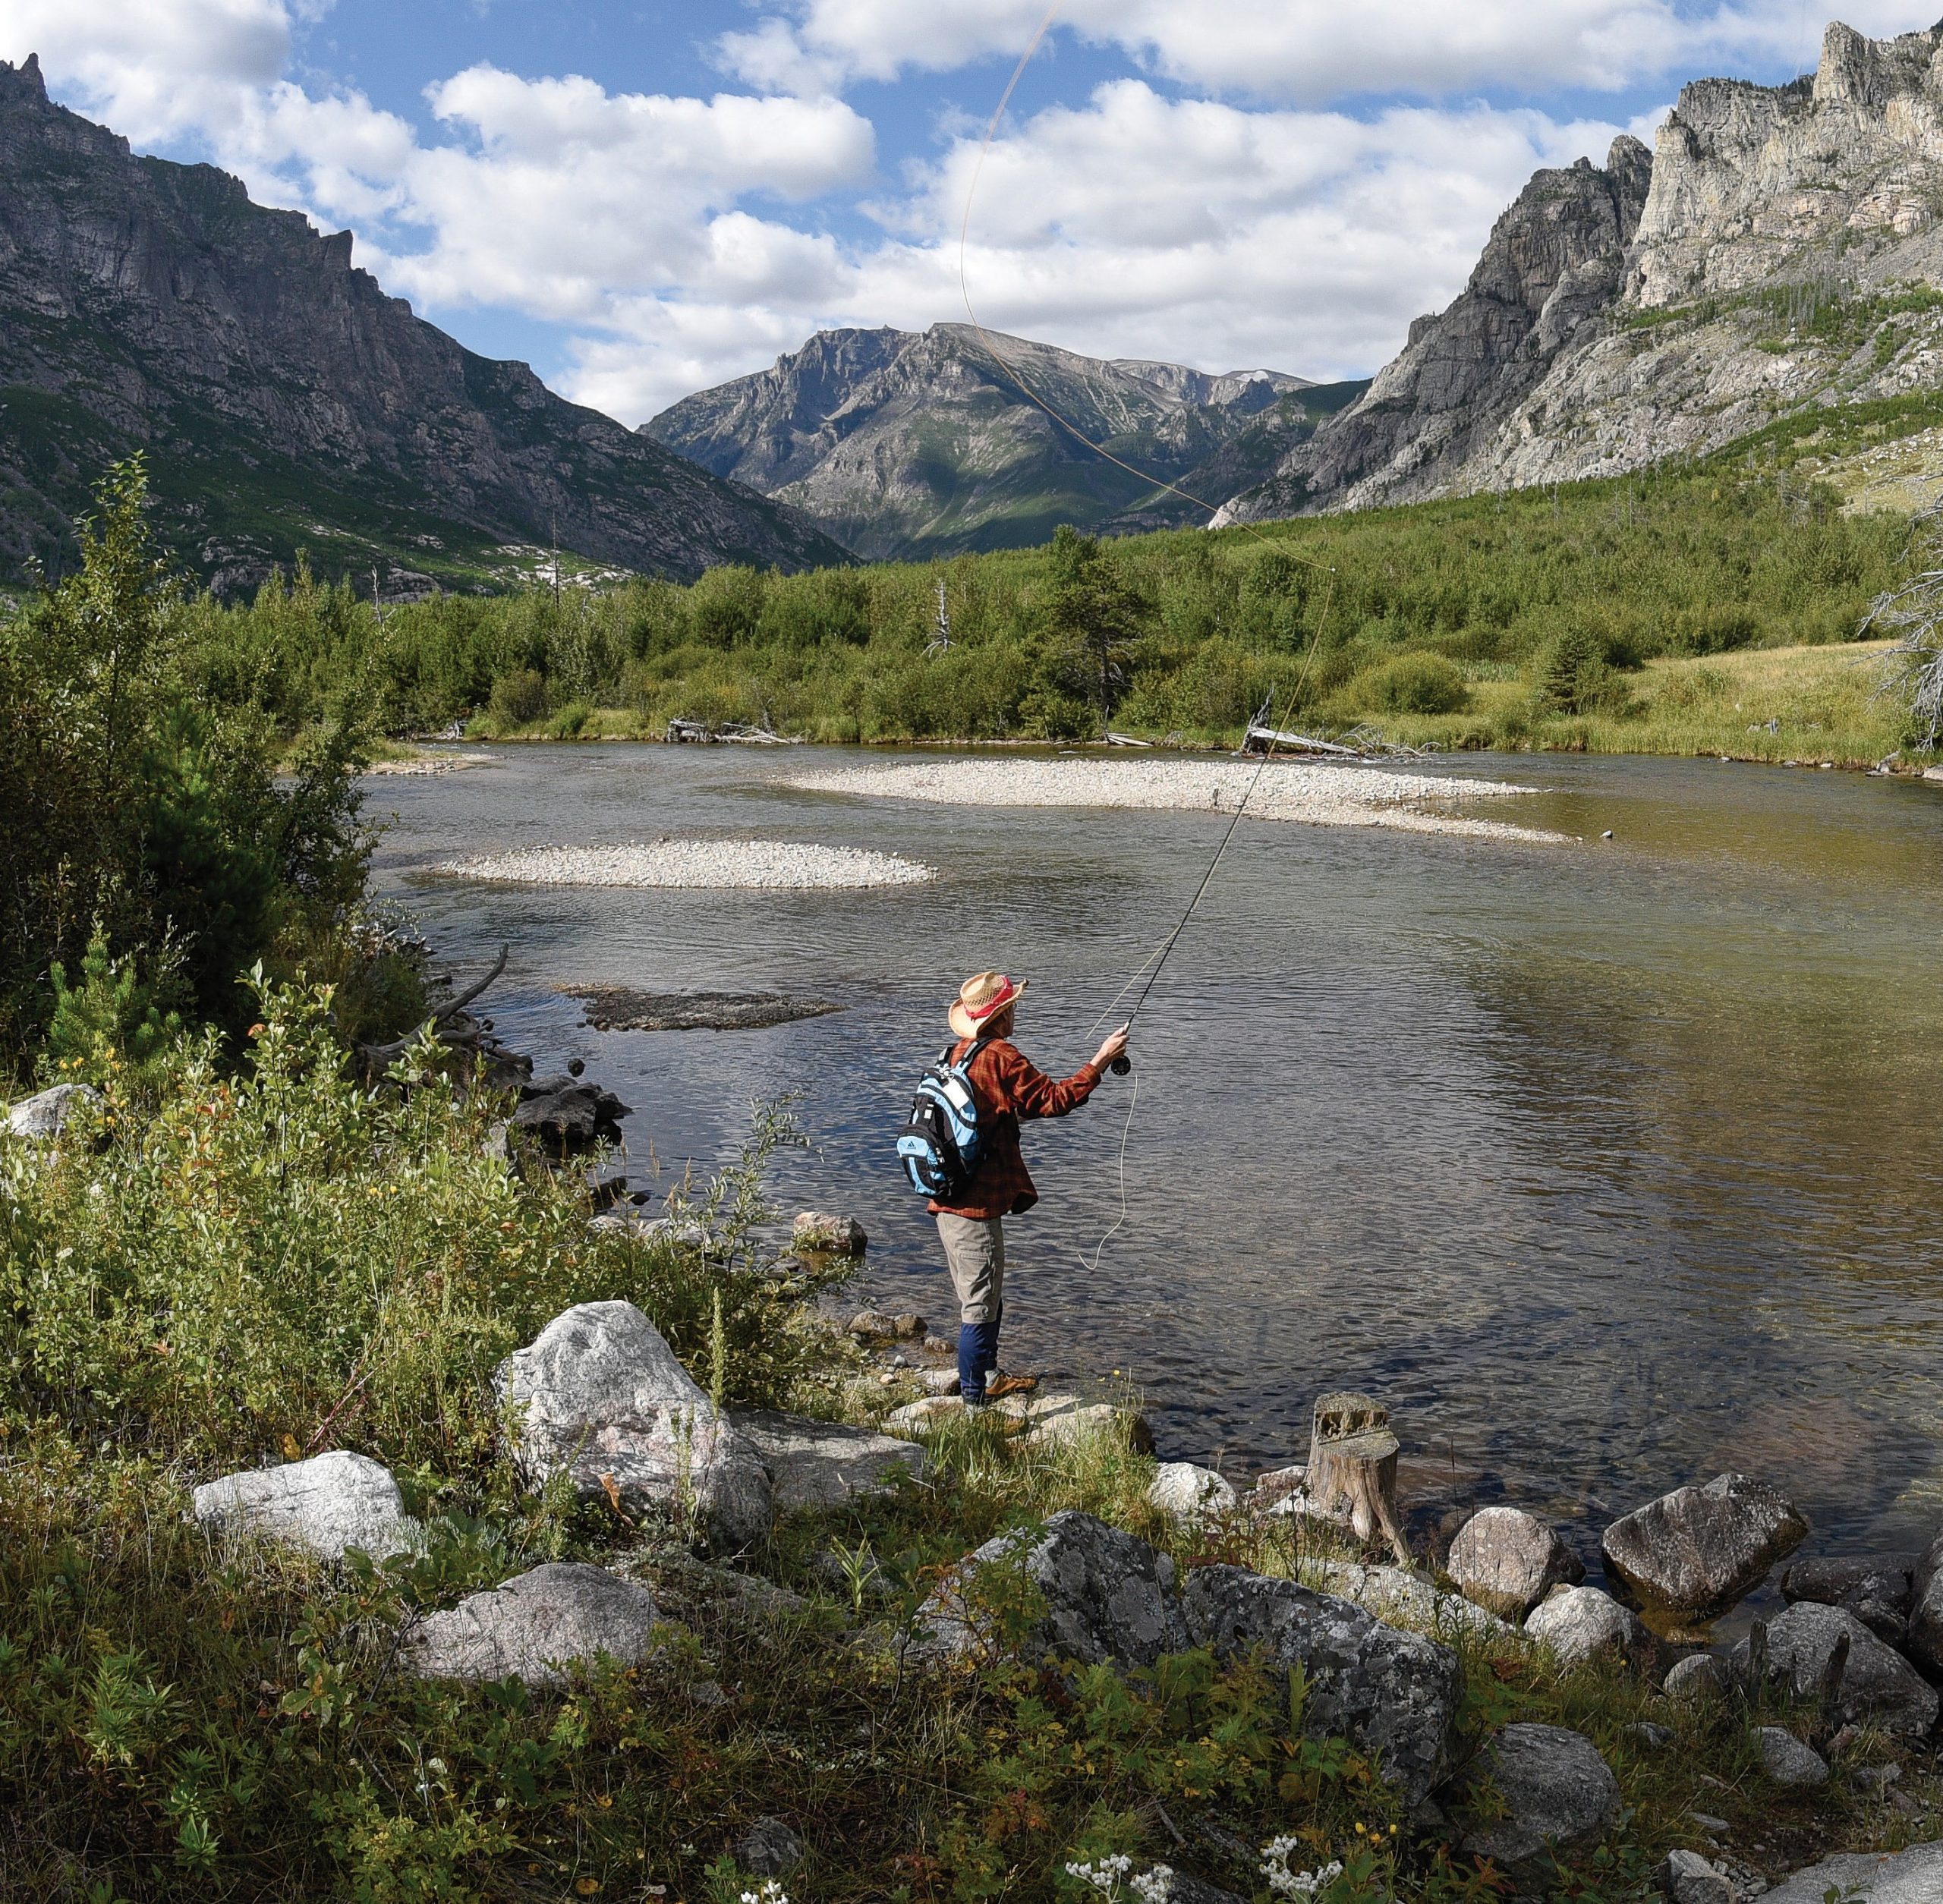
[
  {"xmin": 489, "ymin": 667, "xmax": 549, "ymax": 725},
  {"xmin": 1346, "ymin": 652, "xmax": 1469, "ymax": 715},
  {"xmin": 1530, "ymin": 623, "xmax": 1637, "ymax": 717},
  {"xmin": 546, "ymin": 698, "xmax": 593, "ymax": 738}
]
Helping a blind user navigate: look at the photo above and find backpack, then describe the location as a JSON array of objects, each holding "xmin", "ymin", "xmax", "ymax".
[{"xmin": 896, "ymin": 1039, "xmax": 989, "ymax": 1198}]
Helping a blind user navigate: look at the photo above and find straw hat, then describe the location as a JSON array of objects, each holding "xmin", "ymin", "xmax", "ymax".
[{"xmin": 949, "ymin": 970, "xmax": 1028, "ymax": 1040}]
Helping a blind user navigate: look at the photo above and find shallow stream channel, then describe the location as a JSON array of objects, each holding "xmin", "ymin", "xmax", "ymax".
[{"xmin": 371, "ymin": 743, "xmax": 1943, "ymax": 1598}]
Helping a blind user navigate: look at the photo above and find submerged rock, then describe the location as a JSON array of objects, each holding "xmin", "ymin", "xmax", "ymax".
[
  {"xmin": 405, "ymin": 1563, "xmax": 661, "ymax": 1687},
  {"xmin": 1601, "ymin": 1473, "xmax": 1807, "ymax": 1624},
  {"xmin": 916, "ymin": 1509, "xmax": 1187, "ymax": 1668},
  {"xmin": 510, "ymin": 1075, "xmax": 631, "ymax": 1155},
  {"xmin": 1524, "ymin": 1585, "xmax": 1650, "ymax": 1670},
  {"xmin": 1732, "ymin": 1601, "xmax": 1939, "ymax": 1737},
  {"xmin": 1447, "ymin": 1506, "xmax": 1584, "ymax": 1619},
  {"xmin": 192, "ymin": 1449, "xmax": 420, "ymax": 1563},
  {"xmin": 498, "ymin": 1301, "xmax": 772, "ymax": 1550},
  {"xmin": 792, "ymin": 1210, "xmax": 868, "ymax": 1255},
  {"xmin": 1456, "ymin": 1723, "xmax": 1619, "ymax": 1869},
  {"xmin": 1182, "ymin": 1565, "xmax": 1460, "ymax": 1807},
  {"xmin": 731, "ymin": 1410, "xmax": 924, "ymax": 1513}
]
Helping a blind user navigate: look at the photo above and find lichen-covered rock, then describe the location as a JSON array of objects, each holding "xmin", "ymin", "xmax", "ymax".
[
  {"xmin": 1312, "ymin": 1561, "xmax": 1516, "ymax": 1645},
  {"xmin": 1147, "ymin": 1462, "xmax": 1238, "ymax": 1520},
  {"xmin": 1524, "ymin": 1585, "xmax": 1649, "ymax": 1670},
  {"xmin": 732, "ymin": 1410, "xmax": 924, "ymax": 1514},
  {"xmin": 1904, "ymin": 1528, "xmax": 1943, "ymax": 1677},
  {"xmin": 1182, "ymin": 1565, "xmax": 1460, "ymax": 1806},
  {"xmin": 1601, "ymin": 1473, "xmax": 1807, "ymax": 1623},
  {"xmin": 1662, "ymin": 1651, "xmax": 1728, "ymax": 1700},
  {"xmin": 1456, "ymin": 1723, "xmax": 1620, "ymax": 1868},
  {"xmin": 405, "ymin": 1563, "xmax": 663, "ymax": 1687},
  {"xmin": 1658, "ymin": 1849, "xmax": 1734, "ymax": 1904},
  {"xmin": 5, "ymin": 1081, "xmax": 102, "ymax": 1140},
  {"xmin": 1755, "ymin": 1726, "xmax": 1830, "ymax": 1789},
  {"xmin": 916, "ymin": 1510, "xmax": 1187, "ymax": 1669},
  {"xmin": 1731, "ymin": 1601, "xmax": 1940, "ymax": 1738},
  {"xmin": 793, "ymin": 1210, "xmax": 868, "ymax": 1255},
  {"xmin": 1763, "ymin": 1842, "xmax": 1943, "ymax": 1904},
  {"xmin": 735, "ymin": 1817, "xmax": 805, "ymax": 1877},
  {"xmin": 498, "ymin": 1301, "xmax": 772, "ymax": 1551},
  {"xmin": 192, "ymin": 1450, "xmax": 420, "ymax": 1563},
  {"xmin": 1782, "ymin": 1555, "xmax": 1914, "ymax": 1643},
  {"xmin": 1447, "ymin": 1506, "xmax": 1585, "ymax": 1619}
]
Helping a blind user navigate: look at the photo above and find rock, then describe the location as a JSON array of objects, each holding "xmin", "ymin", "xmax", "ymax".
[
  {"xmin": 1782, "ymin": 1555, "xmax": 1914, "ymax": 1643},
  {"xmin": 1855, "ymin": 1761, "xmax": 1904, "ymax": 1791},
  {"xmin": 1662, "ymin": 1652, "xmax": 1728, "ymax": 1700},
  {"xmin": 1456, "ymin": 1723, "xmax": 1620, "ymax": 1869},
  {"xmin": 497, "ymin": 1301, "xmax": 773, "ymax": 1551},
  {"xmin": 735, "ymin": 1817, "xmax": 804, "ymax": 1877},
  {"xmin": 916, "ymin": 1510, "xmax": 1188, "ymax": 1669},
  {"xmin": 1658, "ymin": 1848, "xmax": 1734, "ymax": 1904},
  {"xmin": 847, "ymin": 1310, "xmax": 924, "ymax": 1341},
  {"xmin": 731, "ymin": 1410, "xmax": 925, "ymax": 1514},
  {"xmin": 1254, "ymin": 1462, "xmax": 1306, "ymax": 1505},
  {"xmin": 510, "ymin": 1076, "xmax": 631, "ymax": 1155},
  {"xmin": 405, "ymin": 1563, "xmax": 662, "ymax": 1688},
  {"xmin": 1525, "ymin": 1585, "xmax": 1651, "ymax": 1670},
  {"xmin": 1136, "ymin": 1868, "xmax": 1247, "ymax": 1904},
  {"xmin": 1601, "ymin": 1474, "xmax": 1809, "ymax": 1624},
  {"xmin": 921, "ymin": 1369, "xmax": 961, "ymax": 1397},
  {"xmin": 1904, "ymin": 1528, "xmax": 1943, "ymax": 1677},
  {"xmin": 1447, "ymin": 1506, "xmax": 1586, "ymax": 1619},
  {"xmin": 1182, "ymin": 1565, "xmax": 1460, "ymax": 1807},
  {"xmin": 1147, "ymin": 1462, "xmax": 1239, "ymax": 1520},
  {"xmin": 922, "ymin": 1335, "xmax": 954, "ymax": 1356},
  {"xmin": 1730, "ymin": 1602, "xmax": 1940, "ymax": 1738},
  {"xmin": 793, "ymin": 1210, "xmax": 867, "ymax": 1256},
  {"xmin": 191, "ymin": 1450, "xmax": 420, "ymax": 1563},
  {"xmin": 886, "ymin": 1395, "xmax": 972, "ymax": 1433},
  {"xmin": 1762, "ymin": 1843, "xmax": 1943, "ymax": 1904},
  {"xmin": 1753, "ymin": 1726, "xmax": 1829, "ymax": 1789},
  {"xmin": 1009, "ymin": 1393, "xmax": 1154, "ymax": 1454},
  {"xmin": 5, "ymin": 1081, "xmax": 102, "ymax": 1140},
  {"xmin": 1624, "ymin": 1720, "xmax": 1674, "ymax": 1751},
  {"xmin": 1312, "ymin": 1561, "xmax": 1517, "ymax": 1645},
  {"xmin": 1688, "ymin": 1812, "xmax": 1728, "ymax": 1837}
]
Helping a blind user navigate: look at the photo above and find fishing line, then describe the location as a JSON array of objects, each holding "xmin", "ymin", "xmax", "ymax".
[{"xmin": 957, "ymin": 8, "xmax": 1347, "ymax": 1270}]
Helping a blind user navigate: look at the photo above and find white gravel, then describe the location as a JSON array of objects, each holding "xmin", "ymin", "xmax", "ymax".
[
  {"xmin": 789, "ymin": 758, "xmax": 1557, "ymax": 842},
  {"xmin": 440, "ymin": 839, "xmax": 934, "ymax": 889}
]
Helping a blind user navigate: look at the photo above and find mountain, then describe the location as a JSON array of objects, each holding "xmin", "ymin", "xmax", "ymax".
[
  {"xmin": 1217, "ymin": 19, "xmax": 1943, "ymax": 524},
  {"xmin": 643, "ymin": 323, "xmax": 1365, "ymax": 559},
  {"xmin": 0, "ymin": 55, "xmax": 848, "ymax": 598}
]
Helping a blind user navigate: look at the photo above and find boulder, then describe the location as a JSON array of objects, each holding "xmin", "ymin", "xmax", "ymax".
[
  {"xmin": 192, "ymin": 1450, "xmax": 420, "ymax": 1563},
  {"xmin": 731, "ymin": 1410, "xmax": 925, "ymax": 1514},
  {"xmin": 916, "ymin": 1510, "xmax": 1188, "ymax": 1669},
  {"xmin": 1009, "ymin": 1393, "xmax": 1154, "ymax": 1454},
  {"xmin": 793, "ymin": 1210, "xmax": 868, "ymax": 1256},
  {"xmin": 1782, "ymin": 1555, "xmax": 1914, "ymax": 1643},
  {"xmin": 1754, "ymin": 1726, "xmax": 1829, "ymax": 1789},
  {"xmin": 1730, "ymin": 1602, "xmax": 1939, "ymax": 1738},
  {"xmin": 1312, "ymin": 1561, "xmax": 1517, "ymax": 1645},
  {"xmin": 510, "ymin": 1076, "xmax": 630, "ymax": 1155},
  {"xmin": 1447, "ymin": 1506, "xmax": 1585, "ymax": 1620},
  {"xmin": 1763, "ymin": 1843, "xmax": 1943, "ymax": 1904},
  {"xmin": 1148, "ymin": 1462, "xmax": 1239, "ymax": 1520},
  {"xmin": 735, "ymin": 1817, "xmax": 804, "ymax": 1877},
  {"xmin": 1253, "ymin": 1463, "xmax": 1307, "ymax": 1506},
  {"xmin": 1661, "ymin": 1652, "xmax": 1728, "ymax": 1701},
  {"xmin": 1456, "ymin": 1723, "xmax": 1620, "ymax": 1869},
  {"xmin": 497, "ymin": 1301, "xmax": 772, "ymax": 1551},
  {"xmin": 1658, "ymin": 1849, "xmax": 1734, "ymax": 1904},
  {"xmin": 1601, "ymin": 1473, "xmax": 1807, "ymax": 1624},
  {"xmin": 1182, "ymin": 1565, "xmax": 1460, "ymax": 1807},
  {"xmin": 847, "ymin": 1310, "xmax": 925, "ymax": 1341},
  {"xmin": 5, "ymin": 1081, "xmax": 102, "ymax": 1140},
  {"xmin": 405, "ymin": 1563, "xmax": 662, "ymax": 1687},
  {"xmin": 1904, "ymin": 1528, "xmax": 1943, "ymax": 1677},
  {"xmin": 1524, "ymin": 1585, "xmax": 1650, "ymax": 1670}
]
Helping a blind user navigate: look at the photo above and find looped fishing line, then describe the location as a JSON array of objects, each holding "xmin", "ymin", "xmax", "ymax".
[{"xmin": 956, "ymin": 8, "xmax": 1346, "ymax": 1271}]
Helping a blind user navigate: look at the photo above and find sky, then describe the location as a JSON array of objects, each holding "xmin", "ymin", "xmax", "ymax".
[{"xmin": 5, "ymin": 1, "xmax": 1938, "ymax": 424}]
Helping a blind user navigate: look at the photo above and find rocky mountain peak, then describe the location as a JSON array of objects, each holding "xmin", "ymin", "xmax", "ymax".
[{"xmin": 0, "ymin": 53, "xmax": 46, "ymax": 106}]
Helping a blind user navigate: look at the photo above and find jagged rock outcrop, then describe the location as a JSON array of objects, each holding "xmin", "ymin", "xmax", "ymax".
[
  {"xmin": 0, "ymin": 55, "xmax": 848, "ymax": 593},
  {"xmin": 1220, "ymin": 18, "xmax": 1943, "ymax": 522},
  {"xmin": 646, "ymin": 323, "xmax": 1353, "ymax": 558}
]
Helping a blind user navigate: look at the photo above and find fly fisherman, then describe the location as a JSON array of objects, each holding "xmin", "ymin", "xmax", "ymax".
[{"xmin": 931, "ymin": 971, "xmax": 1129, "ymax": 1410}]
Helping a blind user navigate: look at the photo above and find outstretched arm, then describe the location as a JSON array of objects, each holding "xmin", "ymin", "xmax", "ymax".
[{"xmin": 989, "ymin": 1029, "xmax": 1126, "ymax": 1121}]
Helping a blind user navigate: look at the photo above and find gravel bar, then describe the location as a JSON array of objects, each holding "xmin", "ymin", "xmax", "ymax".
[
  {"xmin": 442, "ymin": 840, "xmax": 934, "ymax": 889},
  {"xmin": 789, "ymin": 758, "xmax": 1557, "ymax": 842}
]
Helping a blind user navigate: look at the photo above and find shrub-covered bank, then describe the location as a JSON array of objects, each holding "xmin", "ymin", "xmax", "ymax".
[
  {"xmin": 3, "ymin": 983, "xmax": 1938, "ymax": 1903},
  {"xmin": 144, "ymin": 467, "xmax": 1935, "ymax": 764}
]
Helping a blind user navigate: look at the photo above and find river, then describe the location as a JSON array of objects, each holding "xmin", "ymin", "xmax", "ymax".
[{"xmin": 369, "ymin": 744, "xmax": 1943, "ymax": 1583}]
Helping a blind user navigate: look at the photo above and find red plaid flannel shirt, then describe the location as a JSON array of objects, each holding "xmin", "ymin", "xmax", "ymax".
[{"xmin": 927, "ymin": 1037, "xmax": 1104, "ymax": 1220}]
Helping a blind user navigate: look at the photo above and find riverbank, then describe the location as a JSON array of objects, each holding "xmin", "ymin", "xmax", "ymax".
[{"xmin": 5, "ymin": 994, "xmax": 1940, "ymax": 1902}]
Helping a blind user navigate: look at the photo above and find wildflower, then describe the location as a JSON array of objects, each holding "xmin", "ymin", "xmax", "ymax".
[
  {"xmin": 1066, "ymin": 1854, "xmax": 1134, "ymax": 1896},
  {"xmin": 1259, "ymin": 1838, "xmax": 1343, "ymax": 1899},
  {"xmin": 1129, "ymin": 1867, "xmax": 1175, "ymax": 1904},
  {"xmin": 740, "ymin": 1886, "xmax": 789, "ymax": 1904}
]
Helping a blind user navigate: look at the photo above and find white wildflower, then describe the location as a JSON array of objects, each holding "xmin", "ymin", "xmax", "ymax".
[
  {"xmin": 1260, "ymin": 1837, "xmax": 1343, "ymax": 1898},
  {"xmin": 739, "ymin": 1886, "xmax": 789, "ymax": 1904},
  {"xmin": 1129, "ymin": 1865, "xmax": 1175, "ymax": 1903},
  {"xmin": 1065, "ymin": 1854, "xmax": 1134, "ymax": 1896}
]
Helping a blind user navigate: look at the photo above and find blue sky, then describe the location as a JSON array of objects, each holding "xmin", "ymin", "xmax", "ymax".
[{"xmin": 5, "ymin": 0, "xmax": 1922, "ymax": 420}]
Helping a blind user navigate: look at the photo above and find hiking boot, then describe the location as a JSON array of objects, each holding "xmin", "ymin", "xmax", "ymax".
[{"xmin": 983, "ymin": 1374, "xmax": 1039, "ymax": 1402}]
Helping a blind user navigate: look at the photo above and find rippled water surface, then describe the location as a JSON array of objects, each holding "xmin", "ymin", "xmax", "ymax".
[{"xmin": 370, "ymin": 744, "xmax": 1943, "ymax": 1569}]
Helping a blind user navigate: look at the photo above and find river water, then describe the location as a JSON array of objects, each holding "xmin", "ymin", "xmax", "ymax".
[{"xmin": 370, "ymin": 744, "xmax": 1943, "ymax": 1578}]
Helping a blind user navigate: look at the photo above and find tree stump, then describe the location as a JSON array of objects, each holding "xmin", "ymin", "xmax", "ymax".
[{"xmin": 1305, "ymin": 1391, "xmax": 1412, "ymax": 1567}]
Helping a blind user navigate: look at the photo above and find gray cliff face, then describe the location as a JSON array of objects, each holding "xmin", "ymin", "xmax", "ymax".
[
  {"xmin": 646, "ymin": 323, "xmax": 1335, "ymax": 559},
  {"xmin": 0, "ymin": 55, "xmax": 847, "ymax": 593},
  {"xmin": 1216, "ymin": 137, "xmax": 1652, "ymax": 522},
  {"xmin": 1220, "ymin": 18, "xmax": 1943, "ymax": 522}
]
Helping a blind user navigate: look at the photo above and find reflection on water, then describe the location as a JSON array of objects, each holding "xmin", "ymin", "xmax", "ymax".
[{"xmin": 370, "ymin": 745, "xmax": 1943, "ymax": 1569}]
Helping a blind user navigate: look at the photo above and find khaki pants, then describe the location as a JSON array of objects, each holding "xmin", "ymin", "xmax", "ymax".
[{"xmin": 936, "ymin": 1212, "xmax": 1005, "ymax": 1326}]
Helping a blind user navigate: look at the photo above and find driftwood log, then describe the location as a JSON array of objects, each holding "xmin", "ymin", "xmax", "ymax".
[
  {"xmin": 355, "ymin": 944, "xmax": 528, "ymax": 1090},
  {"xmin": 1305, "ymin": 1390, "xmax": 1412, "ymax": 1566}
]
